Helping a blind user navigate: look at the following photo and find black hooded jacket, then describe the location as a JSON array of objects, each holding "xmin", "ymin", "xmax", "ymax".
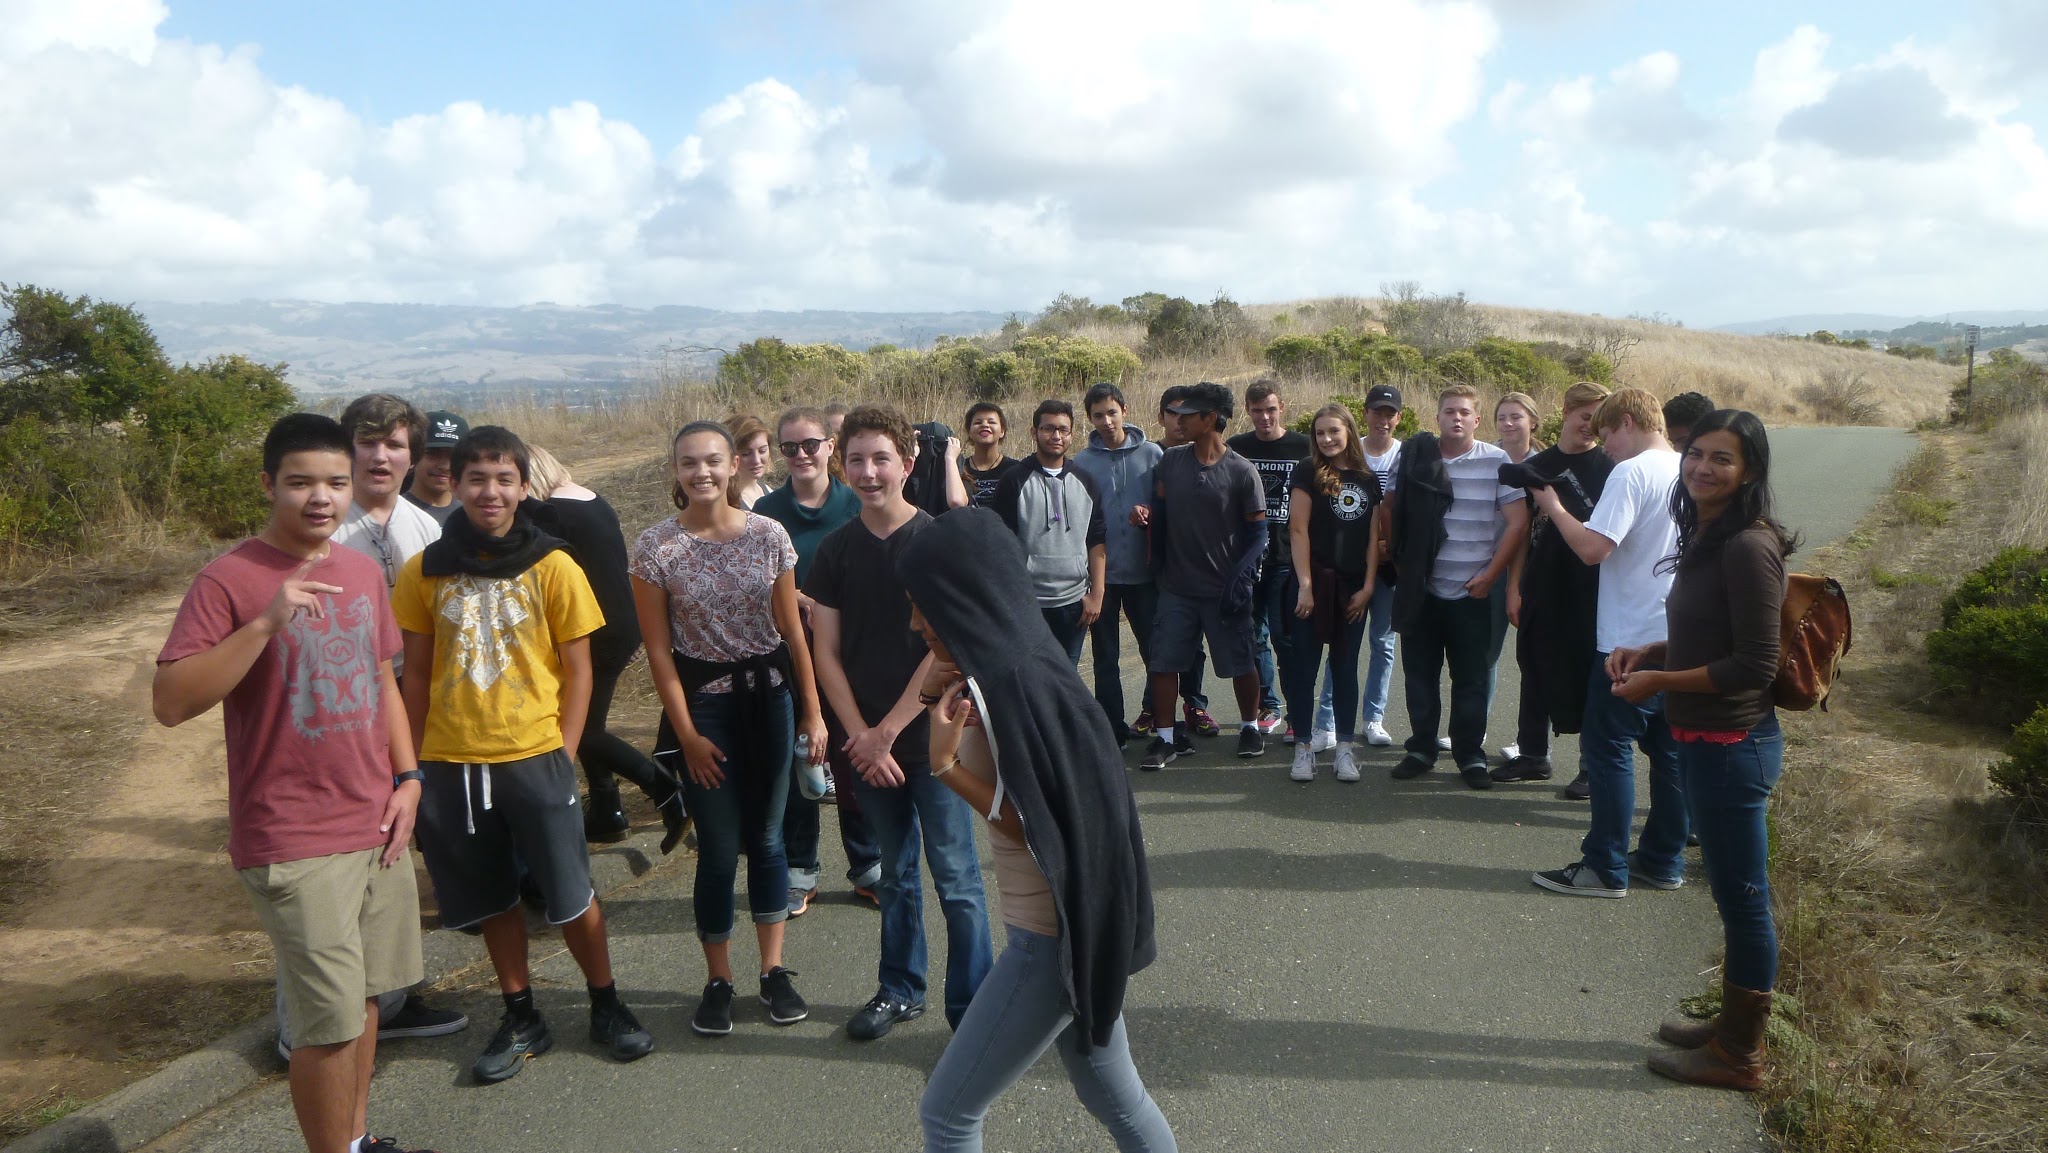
[
  {"xmin": 1389, "ymin": 432, "xmax": 1452, "ymax": 633},
  {"xmin": 896, "ymin": 508, "xmax": 1157, "ymax": 1048}
]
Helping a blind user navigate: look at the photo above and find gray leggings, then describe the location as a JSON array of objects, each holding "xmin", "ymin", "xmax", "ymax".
[{"xmin": 919, "ymin": 926, "xmax": 1175, "ymax": 1153}]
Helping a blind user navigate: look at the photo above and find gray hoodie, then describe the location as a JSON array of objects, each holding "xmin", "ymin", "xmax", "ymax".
[{"xmin": 1073, "ymin": 426, "xmax": 1164, "ymax": 586}]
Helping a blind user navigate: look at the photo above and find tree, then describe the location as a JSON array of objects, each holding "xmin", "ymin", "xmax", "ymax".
[{"xmin": 0, "ymin": 285, "xmax": 172, "ymax": 426}]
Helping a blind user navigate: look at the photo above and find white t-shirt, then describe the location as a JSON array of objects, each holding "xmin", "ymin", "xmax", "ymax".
[
  {"xmin": 1584, "ymin": 447, "xmax": 1681, "ymax": 652},
  {"xmin": 1365, "ymin": 438, "xmax": 1402, "ymax": 495},
  {"xmin": 1429, "ymin": 440, "xmax": 1521, "ymax": 600},
  {"xmin": 333, "ymin": 499, "xmax": 443, "ymax": 590}
]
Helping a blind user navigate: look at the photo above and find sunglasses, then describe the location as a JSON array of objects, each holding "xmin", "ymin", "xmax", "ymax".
[{"xmin": 779, "ymin": 438, "xmax": 829, "ymax": 458}]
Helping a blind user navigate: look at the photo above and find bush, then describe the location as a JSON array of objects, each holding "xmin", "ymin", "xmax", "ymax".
[
  {"xmin": 1956, "ymin": 347, "xmax": 2048, "ymax": 428},
  {"xmin": 1926, "ymin": 603, "xmax": 2048, "ymax": 726},
  {"xmin": 1939, "ymin": 546, "xmax": 2048, "ymax": 628},
  {"xmin": 1289, "ymin": 399, "xmax": 1422, "ymax": 440},
  {"xmin": 1799, "ymin": 369, "xmax": 1884, "ymax": 424},
  {"xmin": 1144, "ymin": 293, "xmax": 1259, "ymax": 359},
  {"xmin": 1990, "ymin": 705, "xmax": 2048, "ymax": 816}
]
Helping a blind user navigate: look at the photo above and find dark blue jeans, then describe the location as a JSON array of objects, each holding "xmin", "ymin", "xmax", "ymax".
[
  {"xmin": 1681, "ymin": 715, "xmax": 1784, "ymax": 989},
  {"xmin": 1282, "ymin": 573, "xmax": 1368, "ymax": 742},
  {"xmin": 1043, "ymin": 601, "xmax": 1087, "ymax": 667},
  {"xmin": 852, "ymin": 761, "xmax": 993, "ymax": 1027},
  {"xmin": 1250, "ymin": 562, "xmax": 1292, "ymax": 713},
  {"xmin": 783, "ymin": 699, "xmax": 883, "ymax": 892},
  {"xmin": 1092, "ymin": 583, "xmax": 1155, "ymax": 741},
  {"xmin": 681, "ymin": 687, "xmax": 794, "ymax": 943},
  {"xmin": 1399, "ymin": 593, "xmax": 1494, "ymax": 766},
  {"xmin": 1578, "ymin": 658, "xmax": 1687, "ymax": 889}
]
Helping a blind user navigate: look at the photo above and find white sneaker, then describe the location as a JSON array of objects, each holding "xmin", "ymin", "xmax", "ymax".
[
  {"xmin": 1290, "ymin": 744, "xmax": 1315, "ymax": 782},
  {"xmin": 1333, "ymin": 745, "xmax": 1360, "ymax": 783},
  {"xmin": 1310, "ymin": 729, "xmax": 1338, "ymax": 754},
  {"xmin": 1501, "ymin": 742, "xmax": 1521, "ymax": 760},
  {"xmin": 1363, "ymin": 720, "xmax": 1393, "ymax": 747},
  {"xmin": 1437, "ymin": 735, "xmax": 1452, "ymax": 751}
]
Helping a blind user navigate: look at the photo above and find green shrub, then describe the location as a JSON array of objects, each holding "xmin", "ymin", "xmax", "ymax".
[
  {"xmin": 1990, "ymin": 704, "xmax": 2048, "ymax": 816},
  {"xmin": 1289, "ymin": 399, "xmax": 1421, "ymax": 440},
  {"xmin": 1939, "ymin": 546, "xmax": 2048, "ymax": 628},
  {"xmin": 1926, "ymin": 603, "xmax": 2048, "ymax": 726}
]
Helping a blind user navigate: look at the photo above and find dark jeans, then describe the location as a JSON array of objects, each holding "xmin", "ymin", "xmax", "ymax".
[
  {"xmin": 784, "ymin": 698, "xmax": 883, "ymax": 892},
  {"xmin": 679, "ymin": 687, "xmax": 794, "ymax": 943},
  {"xmin": 1250, "ymin": 562, "xmax": 1293, "ymax": 714},
  {"xmin": 1579, "ymin": 658, "xmax": 1687, "ymax": 889},
  {"xmin": 1513, "ymin": 633, "xmax": 1551, "ymax": 760},
  {"xmin": 852, "ymin": 761, "xmax": 993, "ymax": 1028},
  {"xmin": 1092, "ymin": 582, "xmax": 1154, "ymax": 741},
  {"xmin": 1399, "ymin": 593, "xmax": 1494, "ymax": 766},
  {"xmin": 1042, "ymin": 601, "xmax": 1087, "ymax": 667},
  {"xmin": 580, "ymin": 648, "xmax": 671, "ymax": 802},
  {"xmin": 1282, "ymin": 573, "xmax": 1368, "ymax": 742},
  {"xmin": 1681, "ymin": 715, "xmax": 1784, "ymax": 990}
]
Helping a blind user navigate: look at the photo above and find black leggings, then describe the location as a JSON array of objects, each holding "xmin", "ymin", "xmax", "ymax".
[{"xmin": 581, "ymin": 650, "xmax": 671, "ymax": 802}]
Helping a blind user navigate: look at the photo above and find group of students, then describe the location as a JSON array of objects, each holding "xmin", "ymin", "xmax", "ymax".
[{"xmin": 152, "ymin": 367, "xmax": 1797, "ymax": 1153}]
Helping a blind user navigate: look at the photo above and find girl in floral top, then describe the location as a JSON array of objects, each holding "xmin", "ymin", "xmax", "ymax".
[{"xmin": 630, "ymin": 420, "xmax": 829, "ymax": 1037}]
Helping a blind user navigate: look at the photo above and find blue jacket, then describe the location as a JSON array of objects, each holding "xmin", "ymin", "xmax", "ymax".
[{"xmin": 1072, "ymin": 426, "xmax": 1164, "ymax": 586}]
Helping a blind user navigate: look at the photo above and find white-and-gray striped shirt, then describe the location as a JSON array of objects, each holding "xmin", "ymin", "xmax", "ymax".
[{"xmin": 1428, "ymin": 440, "xmax": 1521, "ymax": 600}]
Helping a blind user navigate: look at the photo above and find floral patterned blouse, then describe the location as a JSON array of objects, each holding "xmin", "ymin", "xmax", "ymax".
[{"xmin": 629, "ymin": 512, "xmax": 797, "ymax": 693}]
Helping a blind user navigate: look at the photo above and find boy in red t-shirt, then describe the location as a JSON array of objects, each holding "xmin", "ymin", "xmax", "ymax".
[{"xmin": 154, "ymin": 413, "xmax": 433, "ymax": 1153}]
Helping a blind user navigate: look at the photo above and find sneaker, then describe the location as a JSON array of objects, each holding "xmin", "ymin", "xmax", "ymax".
[
  {"xmin": 362, "ymin": 1138, "xmax": 441, "ymax": 1153},
  {"xmin": 846, "ymin": 993, "xmax": 925, "ymax": 1041},
  {"xmin": 1309, "ymin": 728, "xmax": 1337, "ymax": 754},
  {"xmin": 1501, "ymin": 742, "xmax": 1521, "ymax": 761},
  {"xmin": 583, "ymin": 794, "xmax": 629, "ymax": 844},
  {"xmin": 1140, "ymin": 735, "xmax": 1179, "ymax": 771},
  {"xmin": 1438, "ymin": 735, "xmax": 1452, "ymax": 751},
  {"xmin": 1236, "ymin": 727, "xmax": 1265, "ymax": 759},
  {"xmin": 1290, "ymin": 744, "xmax": 1315, "ymax": 782},
  {"xmin": 787, "ymin": 887, "xmax": 813, "ymax": 918},
  {"xmin": 692, "ymin": 979, "xmax": 735, "ymax": 1037},
  {"xmin": 1362, "ymin": 720, "xmax": 1393, "ymax": 747},
  {"xmin": 1131, "ymin": 710, "xmax": 1156, "ymax": 735},
  {"xmin": 1532, "ymin": 863, "xmax": 1626, "ymax": 899},
  {"xmin": 1459, "ymin": 764, "xmax": 1494, "ymax": 790},
  {"xmin": 1254, "ymin": 709, "xmax": 1284, "ymax": 736},
  {"xmin": 472, "ymin": 1011, "xmax": 552, "ymax": 1083},
  {"xmin": 759, "ymin": 966, "xmax": 809, "ymax": 1025},
  {"xmin": 1184, "ymin": 707, "xmax": 1221, "ymax": 738},
  {"xmin": 379, "ymin": 994, "xmax": 469, "ymax": 1040},
  {"xmin": 1490, "ymin": 755, "xmax": 1554, "ymax": 783},
  {"xmin": 1562, "ymin": 771, "xmax": 1592, "ymax": 801},
  {"xmin": 590, "ymin": 997, "xmax": 654, "ymax": 1061},
  {"xmin": 1333, "ymin": 745, "xmax": 1360, "ymax": 783},
  {"xmin": 821, "ymin": 770, "xmax": 838, "ymax": 805},
  {"xmin": 1627, "ymin": 851, "xmax": 1685, "ymax": 891},
  {"xmin": 1390, "ymin": 754, "xmax": 1434, "ymax": 780}
]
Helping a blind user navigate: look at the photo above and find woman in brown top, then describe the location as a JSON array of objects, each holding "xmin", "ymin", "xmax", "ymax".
[{"xmin": 1605, "ymin": 409, "xmax": 1792, "ymax": 1091}]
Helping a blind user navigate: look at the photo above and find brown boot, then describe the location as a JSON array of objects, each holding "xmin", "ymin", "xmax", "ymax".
[
  {"xmin": 1649, "ymin": 984, "xmax": 1770, "ymax": 1090},
  {"xmin": 1657, "ymin": 1013, "xmax": 1717, "ymax": 1048}
]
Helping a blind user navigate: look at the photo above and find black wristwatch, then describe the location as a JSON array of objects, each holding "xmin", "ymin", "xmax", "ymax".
[{"xmin": 393, "ymin": 769, "xmax": 425, "ymax": 787}]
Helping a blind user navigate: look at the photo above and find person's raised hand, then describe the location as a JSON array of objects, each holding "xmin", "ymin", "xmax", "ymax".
[
  {"xmin": 928, "ymin": 677, "xmax": 972, "ymax": 771},
  {"xmin": 261, "ymin": 556, "xmax": 343, "ymax": 634}
]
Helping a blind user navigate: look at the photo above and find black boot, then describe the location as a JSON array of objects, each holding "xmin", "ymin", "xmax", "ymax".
[
  {"xmin": 583, "ymin": 774, "xmax": 630, "ymax": 843},
  {"xmin": 657, "ymin": 781, "xmax": 691, "ymax": 856}
]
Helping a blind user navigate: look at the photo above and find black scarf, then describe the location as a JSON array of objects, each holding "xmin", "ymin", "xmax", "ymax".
[
  {"xmin": 897, "ymin": 508, "xmax": 1156, "ymax": 1049},
  {"xmin": 420, "ymin": 503, "xmax": 567, "ymax": 579}
]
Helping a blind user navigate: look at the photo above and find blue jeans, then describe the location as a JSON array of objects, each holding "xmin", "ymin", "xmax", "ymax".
[
  {"xmin": 682, "ymin": 687, "xmax": 794, "ymax": 943},
  {"xmin": 1399, "ymin": 593, "xmax": 1494, "ymax": 766},
  {"xmin": 784, "ymin": 699, "xmax": 883, "ymax": 893},
  {"xmin": 1283, "ymin": 576, "xmax": 1368, "ymax": 742},
  {"xmin": 1042, "ymin": 601, "xmax": 1087, "ymax": 667},
  {"xmin": 1250, "ymin": 563, "xmax": 1292, "ymax": 713},
  {"xmin": 1681, "ymin": 716, "xmax": 1784, "ymax": 990},
  {"xmin": 853, "ymin": 762, "xmax": 993, "ymax": 1027},
  {"xmin": 920, "ymin": 927, "xmax": 1176, "ymax": 1153},
  {"xmin": 1315, "ymin": 578, "xmax": 1396, "ymax": 733},
  {"xmin": 1578, "ymin": 658, "xmax": 1687, "ymax": 888}
]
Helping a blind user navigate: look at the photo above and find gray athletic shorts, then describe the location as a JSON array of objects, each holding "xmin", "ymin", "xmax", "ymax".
[
  {"xmin": 415, "ymin": 749, "xmax": 595, "ymax": 930},
  {"xmin": 1147, "ymin": 588, "xmax": 1257, "ymax": 680}
]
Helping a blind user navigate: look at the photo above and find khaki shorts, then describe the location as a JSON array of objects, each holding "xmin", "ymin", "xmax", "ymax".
[{"xmin": 240, "ymin": 847, "xmax": 425, "ymax": 1048}]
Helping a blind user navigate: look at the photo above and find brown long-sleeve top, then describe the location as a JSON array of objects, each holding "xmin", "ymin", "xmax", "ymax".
[{"xmin": 1663, "ymin": 521, "xmax": 1787, "ymax": 731}]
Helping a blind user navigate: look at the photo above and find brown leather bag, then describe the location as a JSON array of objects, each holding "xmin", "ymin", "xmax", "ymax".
[{"xmin": 1774, "ymin": 574, "xmax": 1852, "ymax": 710}]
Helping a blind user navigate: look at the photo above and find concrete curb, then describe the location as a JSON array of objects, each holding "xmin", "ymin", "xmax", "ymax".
[{"xmin": 5, "ymin": 827, "xmax": 677, "ymax": 1153}]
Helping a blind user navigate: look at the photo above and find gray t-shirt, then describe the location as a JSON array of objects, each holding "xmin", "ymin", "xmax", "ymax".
[{"xmin": 1154, "ymin": 444, "xmax": 1265, "ymax": 599}]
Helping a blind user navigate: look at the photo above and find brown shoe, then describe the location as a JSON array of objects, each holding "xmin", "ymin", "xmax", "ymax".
[
  {"xmin": 1649, "ymin": 983, "xmax": 1771, "ymax": 1090},
  {"xmin": 1657, "ymin": 1013, "xmax": 1717, "ymax": 1048}
]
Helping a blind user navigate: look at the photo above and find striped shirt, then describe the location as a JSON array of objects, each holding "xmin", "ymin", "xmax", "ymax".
[{"xmin": 1427, "ymin": 440, "xmax": 1521, "ymax": 600}]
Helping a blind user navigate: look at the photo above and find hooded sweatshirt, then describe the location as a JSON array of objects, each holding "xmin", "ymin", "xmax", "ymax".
[
  {"xmin": 896, "ymin": 508, "xmax": 1157, "ymax": 1048},
  {"xmin": 990, "ymin": 460, "xmax": 1106, "ymax": 607},
  {"xmin": 1071, "ymin": 425, "xmax": 1164, "ymax": 586}
]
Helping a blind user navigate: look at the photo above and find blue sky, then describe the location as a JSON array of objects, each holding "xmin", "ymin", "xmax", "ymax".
[{"xmin": 8, "ymin": 0, "xmax": 2044, "ymax": 325}]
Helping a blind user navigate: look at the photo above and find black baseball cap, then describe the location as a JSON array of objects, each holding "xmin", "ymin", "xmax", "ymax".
[
  {"xmin": 1165, "ymin": 381, "xmax": 1234, "ymax": 417},
  {"xmin": 1365, "ymin": 385, "xmax": 1403, "ymax": 411},
  {"xmin": 423, "ymin": 411, "xmax": 469, "ymax": 449}
]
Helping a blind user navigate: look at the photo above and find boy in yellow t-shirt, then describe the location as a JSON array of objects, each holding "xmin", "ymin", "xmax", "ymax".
[{"xmin": 393, "ymin": 425, "xmax": 655, "ymax": 1084}]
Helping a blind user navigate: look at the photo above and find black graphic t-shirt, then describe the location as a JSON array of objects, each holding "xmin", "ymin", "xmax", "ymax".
[
  {"xmin": 1291, "ymin": 464, "xmax": 1381, "ymax": 578},
  {"xmin": 960, "ymin": 455, "xmax": 1017, "ymax": 509},
  {"xmin": 1226, "ymin": 430, "xmax": 1312, "ymax": 569}
]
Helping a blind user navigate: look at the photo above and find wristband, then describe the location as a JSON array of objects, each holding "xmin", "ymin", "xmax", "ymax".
[
  {"xmin": 393, "ymin": 769, "xmax": 425, "ymax": 787},
  {"xmin": 931, "ymin": 758, "xmax": 960, "ymax": 779}
]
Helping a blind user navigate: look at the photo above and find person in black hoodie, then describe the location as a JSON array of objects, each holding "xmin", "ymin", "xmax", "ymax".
[{"xmin": 899, "ymin": 509, "xmax": 1175, "ymax": 1153}]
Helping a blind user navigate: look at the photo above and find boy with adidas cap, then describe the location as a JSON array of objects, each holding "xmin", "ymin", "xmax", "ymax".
[{"xmin": 405, "ymin": 410, "xmax": 468, "ymax": 526}]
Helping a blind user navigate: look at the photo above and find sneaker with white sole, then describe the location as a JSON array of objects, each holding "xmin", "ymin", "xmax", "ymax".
[
  {"xmin": 1362, "ymin": 720, "xmax": 1393, "ymax": 746},
  {"xmin": 1437, "ymin": 735, "xmax": 1452, "ymax": 751},
  {"xmin": 1290, "ymin": 744, "xmax": 1315, "ymax": 782},
  {"xmin": 1333, "ymin": 745, "xmax": 1360, "ymax": 783},
  {"xmin": 1501, "ymin": 742, "xmax": 1521, "ymax": 760},
  {"xmin": 1254, "ymin": 709, "xmax": 1284, "ymax": 736},
  {"xmin": 1309, "ymin": 729, "xmax": 1337, "ymax": 754},
  {"xmin": 1532, "ymin": 862, "xmax": 1626, "ymax": 899}
]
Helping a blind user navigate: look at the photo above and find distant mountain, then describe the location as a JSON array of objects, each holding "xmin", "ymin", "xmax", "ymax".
[
  {"xmin": 141, "ymin": 300, "xmax": 1016, "ymax": 397},
  {"xmin": 1716, "ymin": 310, "xmax": 2048, "ymax": 335}
]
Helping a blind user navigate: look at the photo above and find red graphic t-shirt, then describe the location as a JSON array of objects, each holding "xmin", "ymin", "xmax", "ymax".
[{"xmin": 159, "ymin": 539, "xmax": 403, "ymax": 869}]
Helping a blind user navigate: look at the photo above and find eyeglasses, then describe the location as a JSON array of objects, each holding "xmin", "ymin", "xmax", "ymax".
[
  {"xmin": 779, "ymin": 438, "xmax": 828, "ymax": 458},
  {"xmin": 1037, "ymin": 426, "xmax": 1073, "ymax": 438}
]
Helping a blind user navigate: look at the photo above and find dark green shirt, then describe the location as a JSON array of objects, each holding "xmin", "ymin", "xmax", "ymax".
[{"xmin": 753, "ymin": 479, "xmax": 861, "ymax": 587}]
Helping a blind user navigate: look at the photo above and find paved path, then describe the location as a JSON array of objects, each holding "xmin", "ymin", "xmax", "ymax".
[{"xmin": 149, "ymin": 428, "xmax": 1907, "ymax": 1153}]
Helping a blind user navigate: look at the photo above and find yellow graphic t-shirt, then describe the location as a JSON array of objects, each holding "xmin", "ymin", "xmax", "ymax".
[{"xmin": 392, "ymin": 550, "xmax": 604, "ymax": 763}]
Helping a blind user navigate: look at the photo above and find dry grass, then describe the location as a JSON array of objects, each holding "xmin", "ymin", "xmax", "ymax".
[
  {"xmin": 1760, "ymin": 429, "xmax": 2048, "ymax": 1152},
  {"xmin": 0, "ymin": 686, "xmax": 145, "ymax": 921},
  {"xmin": 1999, "ymin": 407, "xmax": 2048, "ymax": 547},
  {"xmin": 0, "ymin": 528, "xmax": 219, "ymax": 644}
]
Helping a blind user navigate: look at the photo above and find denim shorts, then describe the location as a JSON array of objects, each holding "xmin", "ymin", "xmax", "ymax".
[{"xmin": 1146, "ymin": 588, "xmax": 1256, "ymax": 679}]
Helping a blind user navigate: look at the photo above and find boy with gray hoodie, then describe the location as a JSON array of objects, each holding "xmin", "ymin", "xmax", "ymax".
[
  {"xmin": 991, "ymin": 399, "xmax": 1106, "ymax": 667},
  {"xmin": 1072, "ymin": 383, "xmax": 1167, "ymax": 745}
]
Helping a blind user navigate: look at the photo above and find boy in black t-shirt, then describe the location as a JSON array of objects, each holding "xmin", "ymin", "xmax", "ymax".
[
  {"xmin": 1226, "ymin": 380, "xmax": 1311, "ymax": 738},
  {"xmin": 958, "ymin": 402, "xmax": 1016, "ymax": 508}
]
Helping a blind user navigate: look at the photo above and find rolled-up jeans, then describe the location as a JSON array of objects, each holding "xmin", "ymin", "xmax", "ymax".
[
  {"xmin": 681, "ymin": 686, "xmax": 795, "ymax": 943},
  {"xmin": 919, "ymin": 926, "xmax": 1176, "ymax": 1153},
  {"xmin": 1578, "ymin": 657, "xmax": 1687, "ymax": 889},
  {"xmin": 1681, "ymin": 715, "xmax": 1784, "ymax": 989}
]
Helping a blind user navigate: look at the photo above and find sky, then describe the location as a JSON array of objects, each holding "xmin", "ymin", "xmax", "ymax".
[{"xmin": 3, "ymin": 0, "xmax": 2044, "ymax": 327}]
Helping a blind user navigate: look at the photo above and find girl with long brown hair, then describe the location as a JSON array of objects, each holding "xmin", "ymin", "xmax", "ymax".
[{"xmin": 1283, "ymin": 403, "xmax": 1382, "ymax": 783}]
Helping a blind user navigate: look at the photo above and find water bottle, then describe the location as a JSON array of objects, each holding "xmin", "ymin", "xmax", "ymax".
[{"xmin": 794, "ymin": 733, "xmax": 829, "ymax": 800}]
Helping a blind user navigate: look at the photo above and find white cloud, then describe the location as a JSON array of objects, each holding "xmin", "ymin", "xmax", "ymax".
[{"xmin": 1497, "ymin": 50, "xmax": 1707, "ymax": 150}]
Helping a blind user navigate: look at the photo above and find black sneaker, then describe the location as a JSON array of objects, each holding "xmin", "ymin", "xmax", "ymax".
[
  {"xmin": 378, "ymin": 993, "xmax": 468, "ymax": 1040},
  {"xmin": 846, "ymin": 992, "xmax": 925, "ymax": 1040},
  {"xmin": 1390, "ymin": 754, "xmax": 1434, "ymax": 780},
  {"xmin": 590, "ymin": 997, "xmax": 654, "ymax": 1061},
  {"xmin": 1490, "ymin": 755, "xmax": 1553, "ymax": 783},
  {"xmin": 1235, "ymin": 727, "xmax": 1265, "ymax": 759},
  {"xmin": 1562, "ymin": 771, "xmax": 1591, "ymax": 801},
  {"xmin": 1140, "ymin": 735, "xmax": 1178, "ymax": 772},
  {"xmin": 1532, "ymin": 862, "xmax": 1626, "ymax": 899},
  {"xmin": 759, "ymin": 966, "xmax": 809, "ymax": 1025},
  {"xmin": 472, "ymin": 1011, "xmax": 551, "ymax": 1083},
  {"xmin": 583, "ymin": 785, "xmax": 629, "ymax": 843},
  {"xmin": 692, "ymin": 979, "xmax": 735, "ymax": 1037},
  {"xmin": 363, "ymin": 1138, "xmax": 441, "ymax": 1153},
  {"xmin": 1459, "ymin": 764, "xmax": 1494, "ymax": 790}
]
